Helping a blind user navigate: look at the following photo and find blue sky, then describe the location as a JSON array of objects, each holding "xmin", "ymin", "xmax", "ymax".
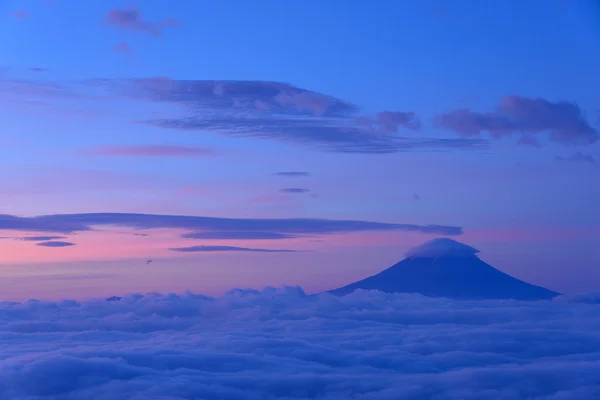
[{"xmin": 0, "ymin": 0, "xmax": 599, "ymax": 300}]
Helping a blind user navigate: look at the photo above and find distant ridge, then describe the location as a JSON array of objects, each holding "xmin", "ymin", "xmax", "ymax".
[{"xmin": 329, "ymin": 238, "xmax": 559, "ymax": 300}]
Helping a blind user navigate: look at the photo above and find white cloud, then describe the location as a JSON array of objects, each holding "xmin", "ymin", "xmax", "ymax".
[
  {"xmin": 404, "ymin": 238, "xmax": 479, "ymax": 258},
  {"xmin": 1, "ymin": 288, "xmax": 600, "ymax": 399}
]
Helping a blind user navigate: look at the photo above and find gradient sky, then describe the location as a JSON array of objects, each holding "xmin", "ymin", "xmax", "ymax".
[{"xmin": 0, "ymin": 0, "xmax": 599, "ymax": 300}]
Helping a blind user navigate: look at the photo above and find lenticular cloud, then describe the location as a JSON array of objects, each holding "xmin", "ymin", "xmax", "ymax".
[{"xmin": 1, "ymin": 288, "xmax": 600, "ymax": 399}]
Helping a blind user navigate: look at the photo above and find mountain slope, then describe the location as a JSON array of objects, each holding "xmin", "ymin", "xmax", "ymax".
[{"xmin": 329, "ymin": 238, "xmax": 559, "ymax": 300}]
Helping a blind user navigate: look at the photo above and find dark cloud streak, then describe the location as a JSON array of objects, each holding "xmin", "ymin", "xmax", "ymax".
[
  {"xmin": 0, "ymin": 213, "xmax": 463, "ymax": 236},
  {"xmin": 20, "ymin": 236, "xmax": 67, "ymax": 242},
  {"xmin": 274, "ymin": 172, "xmax": 311, "ymax": 177},
  {"xmin": 146, "ymin": 114, "xmax": 485, "ymax": 153},
  {"xmin": 170, "ymin": 245, "xmax": 301, "ymax": 253},
  {"xmin": 36, "ymin": 241, "xmax": 76, "ymax": 248},
  {"xmin": 280, "ymin": 188, "xmax": 310, "ymax": 194},
  {"xmin": 181, "ymin": 232, "xmax": 297, "ymax": 240},
  {"xmin": 555, "ymin": 152, "xmax": 596, "ymax": 164}
]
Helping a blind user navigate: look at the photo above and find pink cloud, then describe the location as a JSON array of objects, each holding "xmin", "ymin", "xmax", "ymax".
[
  {"xmin": 274, "ymin": 91, "xmax": 333, "ymax": 117},
  {"xmin": 105, "ymin": 5, "xmax": 177, "ymax": 37},
  {"xmin": 85, "ymin": 145, "xmax": 215, "ymax": 157},
  {"xmin": 3, "ymin": 223, "xmax": 594, "ymax": 273},
  {"xmin": 113, "ymin": 41, "xmax": 133, "ymax": 56},
  {"xmin": 435, "ymin": 95, "xmax": 598, "ymax": 146},
  {"xmin": 0, "ymin": 226, "xmax": 315, "ymax": 266},
  {"xmin": 12, "ymin": 11, "xmax": 28, "ymax": 19}
]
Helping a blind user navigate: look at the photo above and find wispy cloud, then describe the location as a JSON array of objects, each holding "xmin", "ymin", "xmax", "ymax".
[
  {"xmin": 273, "ymin": 171, "xmax": 311, "ymax": 177},
  {"xmin": 0, "ymin": 212, "xmax": 463, "ymax": 236},
  {"xmin": 434, "ymin": 96, "xmax": 598, "ymax": 146},
  {"xmin": 5, "ymin": 73, "xmax": 595, "ymax": 151},
  {"xmin": 170, "ymin": 245, "xmax": 301, "ymax": 253},
  {"xmin": 85, "ymin": 145, "xmax": 214, "ymax": 158},
  {"xmin": 0, "ymin": 214, "xmax": 88, "ymax": 234},
  {"xmin": 35, "ymin": 241, "xmax": 76, "ymax": 248},
  {"xmin": 1, "ymin": 235, "xmax": 68, "ymax": 242},
  {"xmin": 0, "ymin": 74, "xmax": 107, "ymax": 108},
  {"xmin": 105, "ymin": 6, "xmax": 177, "ymax": 37},
  {"xmin": 181, "ymin": 232, "xmax": 297, "ymax": 240},
  {"xmin": 517, "ymin": 135, "xmax": 542, "ymax": 147},
  {"xmin": 280, "ymin": 188, "xmax": 310, "ymax": 194},
  {"xmin": 12, "ymin": 11, "xmax": 28, "ymax": 19},
  {"xmin": 19, "ymin": 236, "xmax": 67, "ymax": 242},
  {"xmin": 113, "ymin": 78, "xmax": 358, "ymax": 117},
  {"xmin": 555, "ymin": 151, "xmax": 596, "ymax": 164},
  {"xmin": 357, "ymin": 111, "xmax": 421, "ymax": 133},
  {"xmin": 89, "ymin": 77, "xmax": 485, "ymax": 154},
  {"xmin": 147, "ymin": 114, "xmax": 483, "ymax": 154},
  {"xmin": 3, "ymin": 74, "xmax": 486, "ymax": 154},
  {"xmin": 113, "ymin": 41, "xmax": 133, "ymax": 56}
]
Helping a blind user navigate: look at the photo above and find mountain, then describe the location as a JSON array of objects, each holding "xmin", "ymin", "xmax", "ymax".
[{"xmin": 329, "ymin": 238, "xmax": 559, "ymax": 300}]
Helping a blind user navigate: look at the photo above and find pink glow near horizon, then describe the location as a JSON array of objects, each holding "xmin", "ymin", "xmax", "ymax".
[{"xmin": 2, "ymin": 226, "xmax": 597, "ymax": 267}]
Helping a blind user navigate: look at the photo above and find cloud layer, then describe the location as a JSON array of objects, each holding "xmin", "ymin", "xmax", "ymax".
[
  {"xmin": 5, "ymin": 72, "xmax": 596, "ymax": 152},
  {"xmin": 7, "ymin": 73, "xmax": 479, "ymax": 154},
  {"xmin": 105, "ymin": 6, "xmax": 176, "ymax": 37},
  {"xmin": 86, "ymin": 145, "xmax": 214, "ymax": 158},
  {"xmin": 14, "ymin": 73, "xmax": 596, "ymax": 152},
  {"xmin": 435, "ymin": 95, "xmax": 598, "ymax": 146},
  {"xmin": 93, "ymin": 78, "xmax": 486, "ymax": 154},
  {"xmin": 1, "ymin": 288, "xmax": 599, "ymax": 399},
  {"xmin": 0, "ymin": 212, "xmax": 463, "ymax": 236},
  {"xmin": 555, "ymin": 151, "xmax": 596, "ymax": 164}
]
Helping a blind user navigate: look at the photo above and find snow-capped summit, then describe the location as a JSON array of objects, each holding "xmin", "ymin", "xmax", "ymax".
[{"xmin": 329, "ymin": 238, "xmax": 559, "ymax": 300}]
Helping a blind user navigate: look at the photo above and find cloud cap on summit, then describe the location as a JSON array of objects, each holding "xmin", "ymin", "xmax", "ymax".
[{"xmin": 405, "ymin": 238, "xmax": 480, "ymax": 258}]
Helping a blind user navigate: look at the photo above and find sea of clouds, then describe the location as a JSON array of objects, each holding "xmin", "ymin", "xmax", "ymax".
[{"xmin": 1, "ymin": 287, "xmax": 600, "ymax": 400}]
